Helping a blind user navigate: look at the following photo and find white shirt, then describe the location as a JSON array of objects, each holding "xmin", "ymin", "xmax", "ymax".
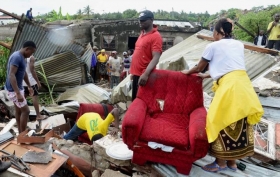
[
  {"xmin": 108, "ymin": 57, "xmax": 122, "ymax": 76},
  {"xmin": 257, "ymin": 36, "xmax": 263, "ymax": 46},
  {"xmin": 23, "ymin": 57, "xmax": 37, "ymax": 86},
  {"xmin": 202, "ymin": 39, "xmax": 246, "ymax": 80}
]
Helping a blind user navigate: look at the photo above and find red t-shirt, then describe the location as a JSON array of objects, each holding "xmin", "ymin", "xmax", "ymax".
[{"xmin": 130, "ymin": 25, "xmax": 162, "ymax": 76}]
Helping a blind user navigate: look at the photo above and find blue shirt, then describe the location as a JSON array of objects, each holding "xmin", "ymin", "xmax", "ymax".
[
  {"xmin": 5, "ymin": 51, "xmax": 26, "ymax": 92},
  {"xmin": 26, "ymin": 10, "xmax": 32, "ymax": 19},
  {"xmin": 91, "ymin": 53, "xmax": 97, "ymax": 67}
]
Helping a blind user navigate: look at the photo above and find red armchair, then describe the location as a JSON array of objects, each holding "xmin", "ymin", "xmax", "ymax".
[
  {"xmin": 122, "ymin": 70, "xmax": 209, "ymax": 175},
  {"xmin": 76, "ymin": 103, "xmax": 114, "ymax": 144}
]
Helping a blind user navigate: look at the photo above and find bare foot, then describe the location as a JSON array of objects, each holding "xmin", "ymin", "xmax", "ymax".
[{"xmin": 36, "ymin": 115, "xmax": 46, "ymax": 120}]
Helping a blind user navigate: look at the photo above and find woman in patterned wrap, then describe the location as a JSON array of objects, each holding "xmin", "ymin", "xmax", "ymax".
[{"xmin": 181, "ymin": 18, "xmax": 264, "ymax": 172}]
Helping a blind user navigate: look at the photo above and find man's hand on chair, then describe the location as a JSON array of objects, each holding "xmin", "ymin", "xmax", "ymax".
[{"xmin": 138, "ymin": 72, "xmax": 149, "ymax": 86}]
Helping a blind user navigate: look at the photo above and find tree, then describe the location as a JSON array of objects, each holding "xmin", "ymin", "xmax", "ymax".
[
  {"xmin": 83, "ymin": 5, "xmax": 93, "ymax": 18},
  {"xmin": 233, "ymin": 5, "xmax": 280, "ymax": 42},
  {"xmin": 123, "ymin": 9, "xmax": 137, "ymax": 19},
  {"xmin": 77, "ymin": 9, "xmax": 82, "ymax": 16}
]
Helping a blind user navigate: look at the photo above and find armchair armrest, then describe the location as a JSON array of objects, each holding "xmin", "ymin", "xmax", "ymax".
[
  {"xmin": 189, "ymin": 106, "xmax": 209, "ymax": 157},
  {"xmin": 122, "ymin": 98, "xmax": 147, "ymax": 148}
]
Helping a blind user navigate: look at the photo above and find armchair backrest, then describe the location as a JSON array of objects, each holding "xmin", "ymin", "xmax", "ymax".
[{"xmin": 137, "ymin": 70, "xmax": 203, "ymax": 115}]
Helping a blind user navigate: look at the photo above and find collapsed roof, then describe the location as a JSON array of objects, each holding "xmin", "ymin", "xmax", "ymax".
[{"xmin": 111, "ymin": 29, "xmax": 279, "ymax": 103}]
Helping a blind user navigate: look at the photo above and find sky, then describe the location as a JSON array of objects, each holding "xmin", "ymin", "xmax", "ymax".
[{"xmin": 0, "ymin": 0, "xmax": 278, "ymax": 16}]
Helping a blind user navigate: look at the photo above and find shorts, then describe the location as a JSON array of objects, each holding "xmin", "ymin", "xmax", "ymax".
[
  {"xmin": 7, "ymin": 90, "xmax": 27, "ymax": 108},
  {"xmin": 24, "ymin": 84, "xmax": 39, "ymax": 96}
]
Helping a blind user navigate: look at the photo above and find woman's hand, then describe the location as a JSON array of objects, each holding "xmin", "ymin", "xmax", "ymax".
[
  {"xmin": 197, "ymin": 72, "xmax": 210, "ymax": 79},
  {"xmin": 181, "ymin": 70, "xmax": 189, "ymax": 75}
]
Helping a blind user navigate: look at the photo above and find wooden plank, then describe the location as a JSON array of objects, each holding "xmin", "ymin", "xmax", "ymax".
[
  {"xmin": 0, "ymin": 41, "xmax": 11, "ymax": 49},
  {"xmin": 196, "ymin": 34, "xmax": 279, "ymax": 55},
  {"xmin": 0, "ymin": 141, "xmax": 67, "ymax": 177},
  {"xmin": 0, "ymin": 8, "xmax": 21, "ymax": 20}
]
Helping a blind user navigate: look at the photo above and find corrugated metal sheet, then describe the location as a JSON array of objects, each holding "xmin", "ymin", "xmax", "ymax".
[
  {"xmin": 34, "ymin": 51, "xmax": 82, "ymax": 91},
  {"xmin": 158, "ymin": 29, "xmax": 277, "ymax": 94},
  {"xmin": 11, "ymin": 19, "xmax": 85, "ymax": 60},
  {"xmin": 153, "ymin": 20, "xmax": 194, "ymax": 28},
  {"xmin": 111, "ymin": 29, "xmax": 278, "ymax": 103},
  {"xmin": 152, "ymin": 155, "xmax": 280, "ymax": 177},
  {"xmin": 56, "ymin": 83, "xmax": 110, "ymax": 103},
  {"xmin": 80, "ymin": 43, "xmax": 94, "ymax": 71},
  {"xmin": 9, "ymin": 18, "xmax": 95, "ymax": 90}
]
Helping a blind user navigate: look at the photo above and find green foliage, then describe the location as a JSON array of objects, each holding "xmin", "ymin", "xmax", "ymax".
[
  {"xmin": 83, "ymin": 5, "xmax": 93, "ymax": 18},
  {"xmin": 233, "ymin": 5, "xmax": 280, "ymax": 42},
  {"xmin": 37, "ymin": 62, "xmax": 56, "ymax": 105},
  {"xmin": 0, "ymin": 40, "xmax": 11, "ymax": 87}
]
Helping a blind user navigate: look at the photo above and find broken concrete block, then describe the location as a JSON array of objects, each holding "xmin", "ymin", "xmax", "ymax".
[
  {"xmin": 66, "ymin": 140, "xmax": 74, "ymax": 145},
  {"xmin": 0, "ymin": 90, "xmax": 15, "ymax": 117},
  {"xmin": 92, "ymin": 170, "xmax": 100, "ymax": 177},
  {"xmin": 259, "ymin": 90, "xmax": 271, "ymax": 97},
  {"xmin": 27, "ymin": 120, "xmax": 39, "ymax": 130},
  {"xmin": 132, "ymin": 173, "xmax": 149, "ymax": 177},
  {"xmin": 101, "ymin": 169, "xmax": 129, "ymax": 177},
  {"xmin": 117, "ymin": 102, "xmax": 127, "ymax": 113},
  {"xmin": 41, "ymin": 114, "xmax": 66, "ymax": 129}
]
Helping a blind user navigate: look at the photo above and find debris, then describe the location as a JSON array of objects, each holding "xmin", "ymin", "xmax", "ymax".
[
  {"xmin": 92, "ymin": 170, "xmax": 100, "ymax": 177},
  {"xmin": 0, "ymin": 131, "xmax": 13, "ymax": 145},
  {"xmin": 17, "ymin": 129, "xmax": 55, "ymax": 144},
  {"xmin": 40, "ymin": 114, "xmax": 66, "ymax": 129},
  {"xmin": 0, "ymin": 118, "xmax": 16, "ymax": 135},
  {"xmin": 56, "ymin": 84, "xmax": 111, "ymax": 104},
  {"xmin": 22, "ymin": 151, "xmax": 52, "ymax": 164},
  {"xmin": 101, "ymin": 169, "xmax": 129, "ymax": 177},
  {"xmin": 0, "ymin": 150, "xmax": 30, "ymax": 171}
]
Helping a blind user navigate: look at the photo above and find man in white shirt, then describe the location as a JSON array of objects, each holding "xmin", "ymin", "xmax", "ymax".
[
  {"xmin": 108, "ymin": 51, "xmax": 122, "ymax": 89},
  {"xmin": 253, "ymin": 30, "xmax": 267, "ymax": 47},
  {"xmin": 23, "ymin": 56, "xmax": 43, "ymax": 120}
]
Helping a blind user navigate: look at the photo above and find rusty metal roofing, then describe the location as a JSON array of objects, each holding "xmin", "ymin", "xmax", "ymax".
[
  {"xmin": 158, "ymin": 29, "xmax": 277, "ymax": 95},
  {"xmin": 34, "ymin": 51, "xmax": 82, "ymax": 91},
  {"xmin": 10, "ymin": 18, "xmax": 85, "ymax": 60}
]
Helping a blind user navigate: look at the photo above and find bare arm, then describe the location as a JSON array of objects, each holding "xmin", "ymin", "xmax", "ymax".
[
  {"xmin": 29, "ymin": 56, "xmax": 41, "ymax": 88},
  {"xmin": 23, "ymin": 72, "xmax": 31, "ymax": 88},
  {"xmin": 110, "ymin": 108, "xmax": 119, "ymax": 136},
  {"xmin": 267, "ymin": 22, "xmax": 276, "ymax": 34},
  {"xmin": 138, "ymin": 51, "xmax": 161, "ymax": 86},
  {"xmin": 9, "ymin": 65, "xmax": 20, "ymax": 94},
  {"xmin": 112, "ymin": 108, "xmax": 119, "ymax": 130},
  {"xmin": 181, "ymin": 58, "xmax": 209, "ymax": 75}
]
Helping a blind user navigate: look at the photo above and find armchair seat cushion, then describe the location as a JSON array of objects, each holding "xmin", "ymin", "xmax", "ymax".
[{"xmin": 139, "ymin": 113, "xmax": 189, "ymax": 149}]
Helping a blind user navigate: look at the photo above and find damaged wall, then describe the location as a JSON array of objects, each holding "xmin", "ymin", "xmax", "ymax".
[
  {"xmin": 92, "ymin": 19, "xmax": 200, "ymax": 53},
  {"xmin": 0, "ymin": 23, "xmax": 17, "ymax": 41}
]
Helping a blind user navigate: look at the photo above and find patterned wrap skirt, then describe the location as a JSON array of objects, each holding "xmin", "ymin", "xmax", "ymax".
[{"xmin": 209, "ymin": 117, "xmax": 254, "ymax": 160}]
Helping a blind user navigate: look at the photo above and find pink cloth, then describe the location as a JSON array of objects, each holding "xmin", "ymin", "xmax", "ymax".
[{"xmin": 7, "ymin": 90, "xmax": 27, "ymax": 108}]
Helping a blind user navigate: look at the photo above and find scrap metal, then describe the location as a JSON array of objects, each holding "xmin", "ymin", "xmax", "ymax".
[{"xmin": 0, "ymin": 150, "xmax": 30, "ymax": 171}]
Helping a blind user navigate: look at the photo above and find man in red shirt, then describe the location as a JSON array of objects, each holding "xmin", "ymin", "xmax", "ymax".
[{"xmin": 130, "ymin": 10, "xmax": 162, "ymax": 101}]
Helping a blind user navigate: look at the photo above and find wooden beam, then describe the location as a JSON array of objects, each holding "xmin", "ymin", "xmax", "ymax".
[
  {"xmin": 196, "ymin": 34, "xmax": 279, "ymax": 55},
  {"xmin": 0, "ymin": 41, "xmax": 11, "ymax": 49},
  {"xmin": 0, "ymin": 8, "xmax": 21, "ymax": 20}
]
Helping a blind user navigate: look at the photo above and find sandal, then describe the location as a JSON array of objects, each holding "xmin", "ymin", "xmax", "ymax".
[
  {"xmin": 227, "ymin": 165, "xmax": 237, "ymax": 172},
  {"xmin": 202, "ymin": 161, "xmax": 228, "ymax": 173}
]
